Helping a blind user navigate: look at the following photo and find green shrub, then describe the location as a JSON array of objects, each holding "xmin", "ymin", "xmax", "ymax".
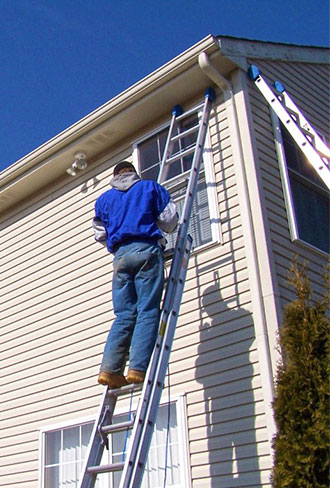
[{"xmin": 271, "ymin": 262, "xmax": 330, "ymax": 487}]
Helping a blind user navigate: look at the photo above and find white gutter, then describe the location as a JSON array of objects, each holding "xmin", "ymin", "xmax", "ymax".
[{"xmin": 198, "ymin": 52, "xmax": 276, "ymax": 450}]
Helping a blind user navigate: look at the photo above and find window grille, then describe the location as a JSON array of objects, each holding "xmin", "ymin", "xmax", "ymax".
[{"xmin": 135, "ymin": 111, "xmax": 219, "ymax": 250}]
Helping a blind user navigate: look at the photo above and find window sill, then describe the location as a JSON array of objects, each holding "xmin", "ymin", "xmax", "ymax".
[
  {"xmin": 164, "ymin": 237, "xmax": 221, "ymax": 266},
  {"xmin": 292, "ymin": 236, "xmax": 329, "ymax": 258}
]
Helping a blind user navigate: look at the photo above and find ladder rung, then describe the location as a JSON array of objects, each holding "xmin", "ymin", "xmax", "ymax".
[
  {"xmin": 287, "ymin": 111, "xmax": 313, "ymax": 137},
  {"xmin": 101, "ymin": 419, "xmax": 135, "ymax": 434},
  {"xmin": 170, "ymin": 123, "xmax": 199, "ymax": 143},
  {"xmin": 300, "ymin": 126, "xmax": 314, "ymax": 137},
  {"xmin": 284, "ymin": 105, "xmax": 298, "ymax": 117},
  {"xmin": 165, "ymin": 145, "xmax": 196, "ymax": 165},
  {"xmin": 87, "ymin": 462, "xmax": 125, "ymax": 475},
  {"xmin": 107, "ymin": 382, "xmax": 143, "ymax": 397},
  {"xmin": 175, "ymin": 101, "xmax": 204, "ymax": 122}
]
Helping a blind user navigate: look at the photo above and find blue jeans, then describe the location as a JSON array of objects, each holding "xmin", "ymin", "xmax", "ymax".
[{"xmin": 100, "ymin": 241, "xmax": 164, "ymax": 374}]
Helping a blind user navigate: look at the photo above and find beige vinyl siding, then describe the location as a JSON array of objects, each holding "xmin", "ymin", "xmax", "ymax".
[
  {"xmin": 1, "ymin": 159, "xmax": 118, "ymax": 487},
  {"xmin": 1, "ymin": 95, "xmax": 272, "ymax": 487},
  {"xmin": 246, "ymin": 59, "xmax": 329, "ymax": 309}
]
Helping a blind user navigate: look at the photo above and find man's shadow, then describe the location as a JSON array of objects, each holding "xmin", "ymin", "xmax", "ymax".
[{"xmin": 195, "ymin": 270, "xmax": 262, "ymax": 487}]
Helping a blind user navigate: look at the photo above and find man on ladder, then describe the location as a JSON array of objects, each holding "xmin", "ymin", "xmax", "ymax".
[
  {"xmin": 92, "ymin": 160, "xmax": 178, "ymax": 389},
  {"xmin": 80, "ymin": 87, "xmax": 215, "ymax": 488}
]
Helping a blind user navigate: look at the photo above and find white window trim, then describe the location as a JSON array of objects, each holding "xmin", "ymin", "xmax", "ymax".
[
  {"xmin": 203, "ymin": 129, "xmax": 222, "ymax": 245},
  {"xmin": 271, "ymin": 111, "xmax": 329, "ymax": 256},
  {"xmin": 132, "ymin": 105, "xmax": 222, "ymax": 250},
  {"xmin": 38, "ymin": 414, "xmax": 95, "ymax": 488},
  {"xmin": 271, "ymin": 111, "xmax": 299, "ymax": 241},
  {"xmin": 109, "ymin": 393, "xmax": 191, "ymax": 488},
  {"xmin": 38, "ymin": 395, "xmax": 190, "ymax": 488}
]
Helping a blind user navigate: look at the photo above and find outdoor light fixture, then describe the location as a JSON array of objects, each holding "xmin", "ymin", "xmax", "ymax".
[{"xmin": 66, "ymin": 152, "xmax": 88, "ymax": 176}]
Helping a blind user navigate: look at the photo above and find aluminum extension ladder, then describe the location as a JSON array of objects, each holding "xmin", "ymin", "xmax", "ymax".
[
  {"xmin": 248, "ymin": 65, "xmax": 330, "ymax": 190},
  {"xmin": 78, "ymin": 87, "xmax": 216, "ymax": 488}
]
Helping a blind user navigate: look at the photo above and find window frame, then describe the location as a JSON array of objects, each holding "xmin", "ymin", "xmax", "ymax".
[
  {"xmin": 39, "ymin": 395, "xmax": 191, "ymax": 488},
  {"xmin": 132, "ymin": 106, "xmax": 222, "ymax": 251},
  {"xmin": 271, "ymin": 111, "xmax": 329, "ymax": 255},
  {"xmin": 39, "ymin": 414, "xmax": 95, "ymax": 488}
]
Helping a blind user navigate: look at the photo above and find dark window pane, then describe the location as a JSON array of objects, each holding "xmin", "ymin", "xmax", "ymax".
[
  {"xmin": 139, "ymin": 128, "xmax": 168, "ymax": 178},
  {"xmin": 280, "ymin": 124, "xmax": 329, "ymax": 253},
  {"xmin": 81, "ymin": 422, "xmax": 94, "ymax": 458},
  {"xmin": 141, "ymin": 163, "xmax": 160, "ymax": 181},
  {"xmin": 139, "ymin": 137, "xmax": 160, "ymax": 173},
  {"xmin": 289, "ymin": 175, "xmax": 329, "ymax": 253},
  {"xmin": 45, "ymin": 431, "xmax": 61, "ymax": 465},
  {"xmin": 165, "ymin": 159, "xmax": 182, "ymax": 180},
  {"xmin": 282, "ymin": 124, "xmax": 326, "ymax": 187},
  {"xmin": 45, "ymin": 466, "xmax": 59, "ymax": 488}
]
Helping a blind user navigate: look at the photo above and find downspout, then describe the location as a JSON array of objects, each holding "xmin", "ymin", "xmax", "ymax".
[{"xmin": 198, "ymin": 52, "xmax": 276, "ymax": 449}]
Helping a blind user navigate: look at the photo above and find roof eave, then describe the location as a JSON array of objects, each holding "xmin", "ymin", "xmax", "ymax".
[{"xmin": 1, "ymin": 34, "xmax": 237, "ymax": 212}]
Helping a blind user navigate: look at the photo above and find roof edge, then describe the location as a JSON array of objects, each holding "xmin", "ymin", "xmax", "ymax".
[
  {"xmin": 0, "ymin": 34, "xmax": 219, "ymax": 189},
  {"xmin": 217, "ymin": 36, "xmax": 330, "ymax": 69}
]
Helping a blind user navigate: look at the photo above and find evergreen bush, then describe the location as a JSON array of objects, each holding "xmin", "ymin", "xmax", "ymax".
[{"xmin": 271, "ymin": 262, "xmax": 330, "ymax": 487}]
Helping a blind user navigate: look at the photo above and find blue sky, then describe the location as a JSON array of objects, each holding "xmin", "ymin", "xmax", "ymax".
[{"xmin": 0, "ymin": 0, "xmax": 329, "ymax": 173}]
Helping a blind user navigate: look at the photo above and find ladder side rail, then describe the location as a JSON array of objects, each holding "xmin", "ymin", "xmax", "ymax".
[
  {"xmin": 275, "ymin": 85, "xmax": 330, "ymax": 159},
  {"xmin": 117, "ymin": 230, "xmax": 188, "ymax": 487},
  {"xmin": 120, "ymin": 89, "xmax": 215, "ymax": 487},
  {"xmin": 119, "ymin": 235, "xmax": 193, "ymax": 488},
  {"xmin": 126, "ymin": 239, "xmax": 192, "ymax": 488},
  {"xmin": 157, "ymin": 226, "xmax": 193, "ymax": 334},
  {"xmin": 155, "ymin": 90, "xmax": 214, "ymax": 325},
  {"xmin": 253, "ymin": 75, "xmax": 330, "ymax": 190},
  {"xmin": 158, "ymin": 107, "xmax": 182, "ymax": 185},
  {"xmin": 78, "ymin": 387, "xmax": 116, "ymax": 488},
  {"xmin": 158, "ymin": 100, "xmax": 209, "ymax": 185},
  {"xmin": 125, "ymin": 260, "xmax": 191, "ymax": 487},
  {"xmin": 179, "ymin": 93, "xmax": 214, "ymax": 228}
]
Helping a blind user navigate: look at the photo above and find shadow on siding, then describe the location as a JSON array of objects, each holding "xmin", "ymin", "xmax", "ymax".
[{"xmin": 195, "ymin": 271, "xmax": 263, "ymax": 487}]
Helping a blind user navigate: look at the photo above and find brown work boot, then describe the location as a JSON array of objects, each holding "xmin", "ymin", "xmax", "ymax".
[
  {"xmin": 126, "ymin": 369, "xmax": 145, "ymax": 384},
  {"xmin": 98, "ymin": 371, "xmax": 128, "ymax": 388}
]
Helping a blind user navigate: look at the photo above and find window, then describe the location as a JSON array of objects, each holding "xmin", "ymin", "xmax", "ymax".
[
  {"xmin": 105, "ymin": 402, "xmax": 181, "ymax": 488},
  {"xmin": 273, "ymin": 118, "xmax": 329, "ymax": 254},
  {"xmin": 42, "ymin": 421, "xmax": 93, "ymax": 488},
  {"xmin": 133, "ymin": 108, "xmax": 220, "ymax": 250},
  {"xmin": 40, "ymin": 399, "xmax": 189, "ymax": 488}
]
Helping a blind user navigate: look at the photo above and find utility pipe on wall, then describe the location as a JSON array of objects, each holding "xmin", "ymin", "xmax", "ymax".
[{"xmin": 198, "ymin": 51, "xmax": 276, "ymax": 449}]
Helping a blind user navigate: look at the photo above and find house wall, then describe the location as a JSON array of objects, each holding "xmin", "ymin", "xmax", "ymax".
[
  {"xmin": 246, "ymin": 58, "xmax": 329, "ymax": 310},
  {"xmin": 1, "ymin": 90, "xmax": 275, "ymax": 487}
]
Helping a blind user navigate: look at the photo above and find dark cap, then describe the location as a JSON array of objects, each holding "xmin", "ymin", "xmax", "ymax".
[{"xmin": 113, "ymin": 161, "xmax": 137, "ymax": 176}]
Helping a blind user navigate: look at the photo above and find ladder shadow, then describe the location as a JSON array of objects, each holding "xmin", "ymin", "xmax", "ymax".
[{"xmin": 194, "ymin": 271, "xmax": 262, "ymax": 487}]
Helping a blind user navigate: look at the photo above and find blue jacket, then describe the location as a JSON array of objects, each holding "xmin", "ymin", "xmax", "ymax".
[{"xmin": 93, "ymin": 173, "xmax": 178, "ymax": 253}]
